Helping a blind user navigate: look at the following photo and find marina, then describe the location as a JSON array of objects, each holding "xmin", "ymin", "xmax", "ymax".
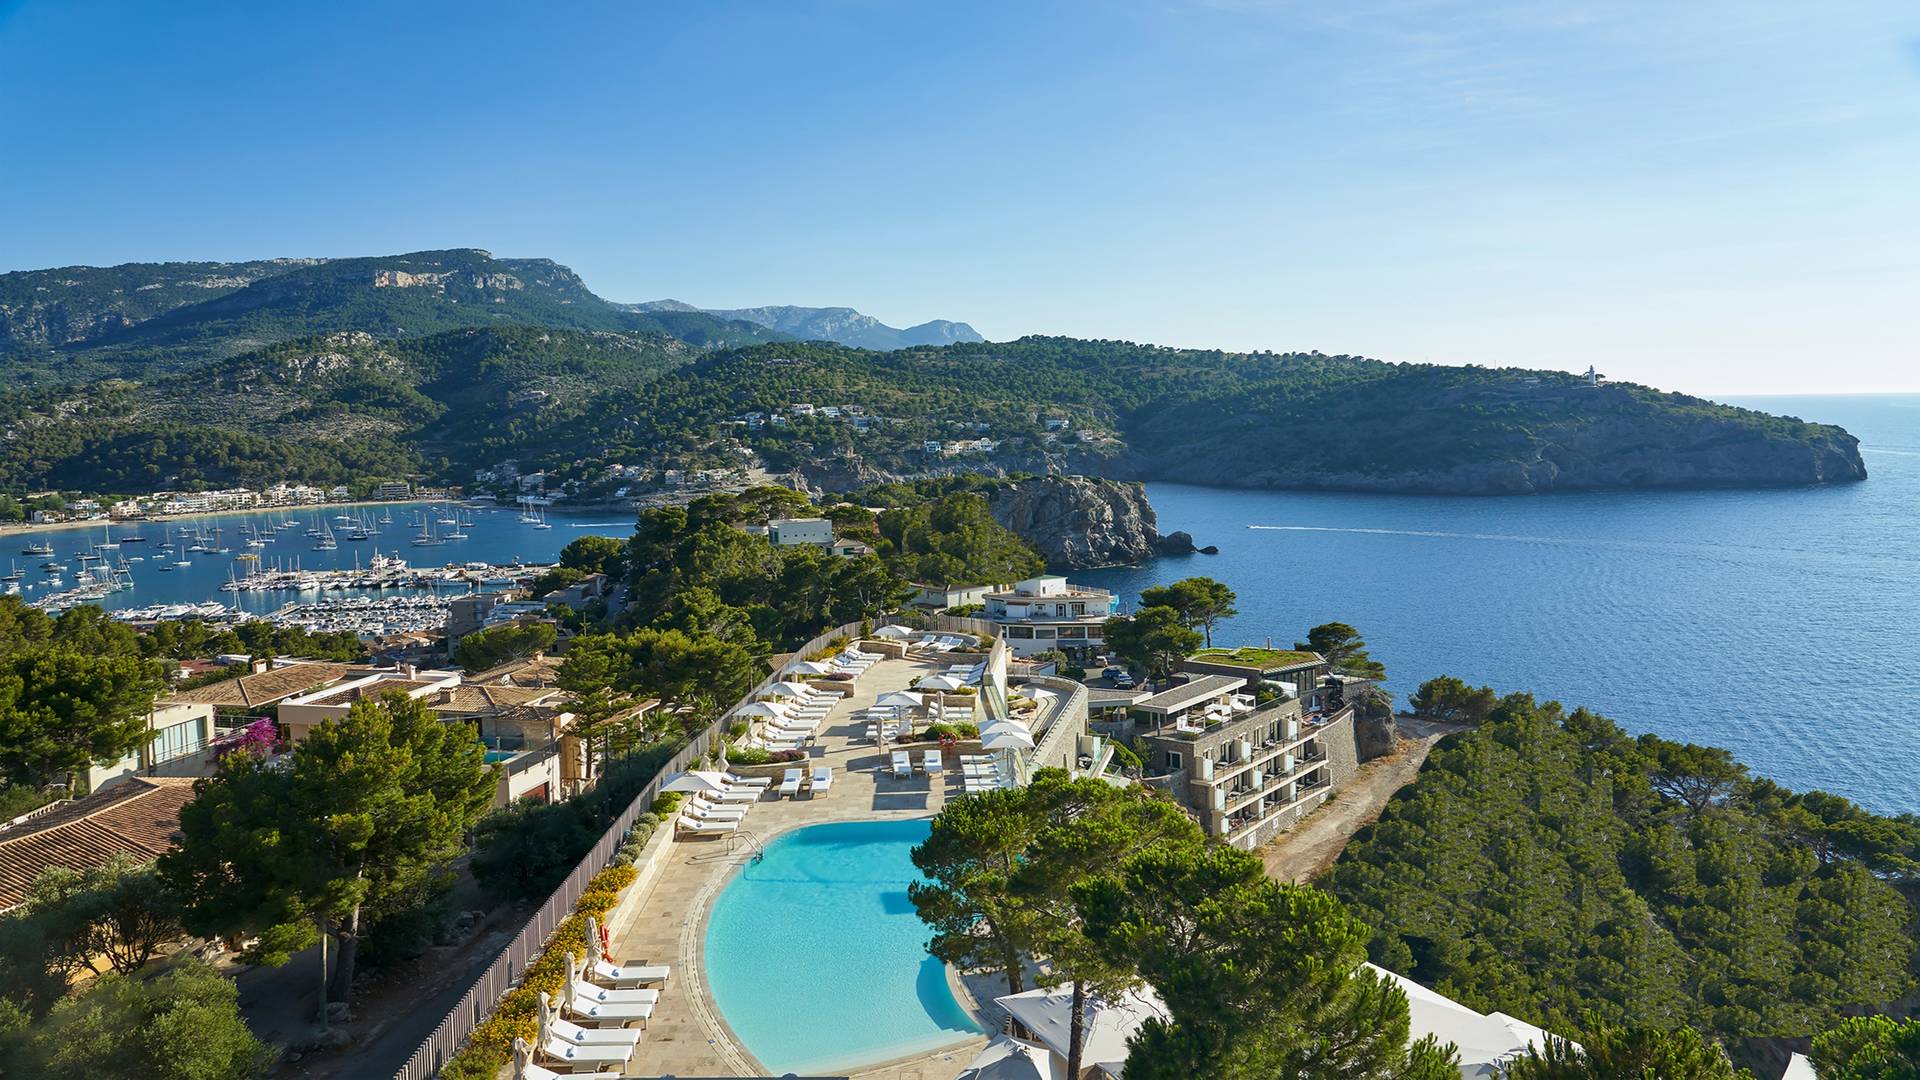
[{"xmin": 6, "ymin": 501, "xmax": 633, "ymax": 631}]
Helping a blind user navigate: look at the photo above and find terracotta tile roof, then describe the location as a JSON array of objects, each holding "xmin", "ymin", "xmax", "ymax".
[
  {"xmin": 466, "ymin": 654, "xmax": 567, "ymax": 688},
  {"xmin": 0, "ymin": 777, "xmax": 198, "ymax": 912},
  {"xmin": 434, "ymin": 684, "xmax": 558, "ymax": 716},
  {"xmin": 303, "ymin": 678, "xmax": 439, "ymax": 707},
  {"xmin": 162, "ymin": 662, "xmax": 361, "ymax": 709}
]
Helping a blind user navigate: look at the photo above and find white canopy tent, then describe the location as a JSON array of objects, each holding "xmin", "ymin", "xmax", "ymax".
[
  {"xmin": 954, "ymin": 1036, "xmax": 1063, "ymax": 1080},
  {"xmin": 982, "ymin": 726, "xmax": 1035, "ymax": 751},
  {"xmin": 660, "ymin": 770, "xmax": 740, "ymax": 795},
  {"xmin": 785, "ymin": 659, "xmax": 835, "ymax": 676},
  {"xmin": 873, "ymin": 624, "xmax": 914, "ymax": 639},
  {"xmin": 917, "ymin": 674, "xmax": 965, "ymax": 692},
  {"xmin": 995, "ymin": 985, "xmax": 1167, "ymax": 1078}
]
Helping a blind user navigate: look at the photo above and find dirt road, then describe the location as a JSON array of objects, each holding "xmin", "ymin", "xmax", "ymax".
[{"xmin": 1259, "ymin": 717, "xmax": 1464, "ymax": 883}]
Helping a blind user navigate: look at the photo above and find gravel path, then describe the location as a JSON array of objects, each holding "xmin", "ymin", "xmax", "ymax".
[{"xmin": 1258, "ymin": 717, "xmax": 1466, "ymax": 883}]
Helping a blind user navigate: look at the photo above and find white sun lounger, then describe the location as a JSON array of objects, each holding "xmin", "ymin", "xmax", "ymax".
[
  {"xmin": 515, "ymin": 1038, "xmax": 622, "ymax": 1080},
  {"xmin": 540, "ymin": 1036, "xmax": 634, "ymax": 1068},
  {"xmin": 678, "ymin": 818, "xmax": 738, "ymax": 837},
  {"xmin": 892, "ymin": 750, "xmax": 913, "ymax": 779},
  {"xmin": 568, "ymin": 954, "xmax": 662, "ymax": 999},
  {"xmin": 684, "ymin": 803, "xmax": 748, "ymax": 823},
  {"xmin": 700, "ymin": 786, "xmax": 761, "ymax": 803},
  {"xmin": 922, "ymin": 750, "xmax": 943, "ymax": 774},
  {"xmin": 595, "ymin": 957, "xmax": 672, "ymax": 983},
  {"xmin": 567, "ymin": 991, "xmax": 654, "ymax": 1025},
  {"xmin": 780, "ymin": 768, "xmax": 804, "ymax": 796},
  {"xmin": 590, "ymin": 959, "xmax": 669, "ymax": 987},
  {"xmin": 724, "ymin": 774, "xmax": 772, "ymax": 789},
  {"xmin": 811, "ymin": 767, "xmax": 833, "ymax": 794},
  {"xmin": 542, "ymin": 998, "xmax": 643, "ymax": 1045}
]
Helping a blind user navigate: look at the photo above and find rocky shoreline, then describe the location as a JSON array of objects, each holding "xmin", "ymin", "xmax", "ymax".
[{"xmin": 983, "ymin": 474, "xmax": 1214, "ymax": 570}]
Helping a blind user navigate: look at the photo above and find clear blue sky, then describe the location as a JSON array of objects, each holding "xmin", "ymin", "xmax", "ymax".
[{"xmin": 3, "ymin": 1, "xmax": 1917, "ymax": 393}]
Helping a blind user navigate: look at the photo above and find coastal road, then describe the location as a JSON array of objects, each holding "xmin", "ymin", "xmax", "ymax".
[{"xmin": 1258, "ymin": 716, "xmax": 1467, "ymax": 883}]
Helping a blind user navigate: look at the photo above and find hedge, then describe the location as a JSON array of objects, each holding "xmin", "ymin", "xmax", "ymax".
[{"xmin": 437, "ymin": 863, "xmax": 640, "ymax": 1080}]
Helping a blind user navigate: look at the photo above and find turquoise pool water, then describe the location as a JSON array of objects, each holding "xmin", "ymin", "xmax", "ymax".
[{"xmin": 704, "ymin": 819, "xmax": 982, "ymax": 1074}]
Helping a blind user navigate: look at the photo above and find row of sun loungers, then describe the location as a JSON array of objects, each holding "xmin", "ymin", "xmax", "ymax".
[
  {"xmin": 515, "ymin": 917, "xmax": 676, "ymax": 1077},
  {"xmin": 676, "ymin": 773, "xmax": 770, "ymax": 837},
  {"xmin": 962, "ymin": 753, "xmax": 1013, "ymax": 794}
]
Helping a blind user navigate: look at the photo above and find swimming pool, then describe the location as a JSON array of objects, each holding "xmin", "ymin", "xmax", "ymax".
[{"xmin": 703, "ymin": 818, "xmax": 983, "ymax": 1074}]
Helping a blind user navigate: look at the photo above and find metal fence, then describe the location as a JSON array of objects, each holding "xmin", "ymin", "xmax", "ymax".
[{"xmin": 390, "ymin": 617, "xmax": 881, "ymax": 1080}]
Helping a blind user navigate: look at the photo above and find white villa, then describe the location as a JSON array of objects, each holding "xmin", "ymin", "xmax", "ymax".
[
  {"xmin": 981, "ymin": 575, "xmax": 1119, "ymax": 660},
  {"xmin": 969, "ymin": 964, "xmax": 1567, "ymax": 1080}
]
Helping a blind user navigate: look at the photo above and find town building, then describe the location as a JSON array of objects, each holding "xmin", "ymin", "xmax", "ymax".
[
  {"xmin": 160, "ymin": 659, "xmax": 370, "ymax": 727},
  {"xmin": 1180, "ymin": 646, "xmax": 1337, "ymax": 712},
  {"xmin": 981, "ymin": 576, "xmax": 1118, "ymax": 659},
  {"xmin": 913, "ymin": 582, "xmax": 1000, "ymax": 610},
  {"xmin": 272, "ymin": 669, "xmax": 589, "ymax": 805},
  {"xmin": 765, "ymin": 517, "xmax": 833, "ymax": 546},
  {"xmin": 1126, "ymin": 668, "xmax": 1359, "ymax": 849},
  {"xmin": 275, "ymin": 667, "xmax": 465, "ymax": 743},
  {"xmin": 84, "ymin": 701, "xmax": 219, "ymax": 793},
  {"xmin": 0, "ymin": 777, "xmax": 199, "ymax": 913}
]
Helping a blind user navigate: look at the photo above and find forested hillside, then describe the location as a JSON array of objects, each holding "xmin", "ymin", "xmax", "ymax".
[
  {"xmin": 1325, "ymin": 689, "xmax": 1918, "ymax": 1051},
  {"xmin": 0, "ymin": 326, "xmax": 695, "ymax": 493},
  {"xmin": 0, "ymin": 250, "xmax": 1868, "ymax": 498}
]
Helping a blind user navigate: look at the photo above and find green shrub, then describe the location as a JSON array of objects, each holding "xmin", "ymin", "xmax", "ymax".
[
  {"xmin": 649, "ymin": 791, "xmax": 682, "ymax": 815},
  {"xmin": 925, "ymin": 721, "xmax": 981, "ymax": 741},
  {"xmin": 726, "ymin": 744, "xmax": 772, "ymax": 766}
]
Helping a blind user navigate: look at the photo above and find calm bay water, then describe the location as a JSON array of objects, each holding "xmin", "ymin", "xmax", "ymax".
[
  {"xmin": 3, "ymin": 503, "xmax": 636, "ymax": 617},
  {"xmin": 1081, "ymin": 394, "xmax": 1920, "ymax": 816}
]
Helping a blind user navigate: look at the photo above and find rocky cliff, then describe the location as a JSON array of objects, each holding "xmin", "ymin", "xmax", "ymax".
[{"xmin": 984, "ymin": 475, "xmax": 1168, "ymax": 569}]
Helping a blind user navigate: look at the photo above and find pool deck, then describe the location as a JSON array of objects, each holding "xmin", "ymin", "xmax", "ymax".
[{"xmin": 601, "ymin": 654, "xmax": 997, "ymax": 1079}]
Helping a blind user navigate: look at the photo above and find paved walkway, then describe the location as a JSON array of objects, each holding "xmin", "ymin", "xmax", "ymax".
[{"xmin": 601, "ymin": 654, "xmax": 994, "ymax": 1078}]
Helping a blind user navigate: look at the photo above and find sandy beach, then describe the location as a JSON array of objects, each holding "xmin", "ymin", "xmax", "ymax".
[{"xmin": 0, "ymin": 498, "xmax": 448, "ymax": 539}]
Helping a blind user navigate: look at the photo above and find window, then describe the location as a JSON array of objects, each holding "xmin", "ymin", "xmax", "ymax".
[
  {"xmin": 1034, "ymin": 627, "xmax": 1056, "ymax": 638},
  {"xmin": 150, "ymin": 718, "xmax": 207, "ymax": 765},
  {"xmin": 1008, "ymin": 626, "xmax": 1034, "ymax": 639},
  {"xmin": 1166, "ymin": 751, "xmax": 1183, "ymax": 771}
]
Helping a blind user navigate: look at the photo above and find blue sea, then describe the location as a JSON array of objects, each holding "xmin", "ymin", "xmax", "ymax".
[{"xmin": 1081, "ymin": 395, "xmax": 1920, "ymax": 816}]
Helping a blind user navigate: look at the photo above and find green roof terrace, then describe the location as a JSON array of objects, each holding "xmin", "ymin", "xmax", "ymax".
[{"xmin": 1187, "ymin": 647, "xmax": 1322, "ymax": 670}]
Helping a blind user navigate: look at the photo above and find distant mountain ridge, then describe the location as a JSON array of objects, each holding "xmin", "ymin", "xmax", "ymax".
[
  {"xmin": 0, "ymin": 249, "xmax": 785, "ymax": 381},
  {"xmin": 627, "ymin": 299, "xmax": 983, "ymax": 350}
]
